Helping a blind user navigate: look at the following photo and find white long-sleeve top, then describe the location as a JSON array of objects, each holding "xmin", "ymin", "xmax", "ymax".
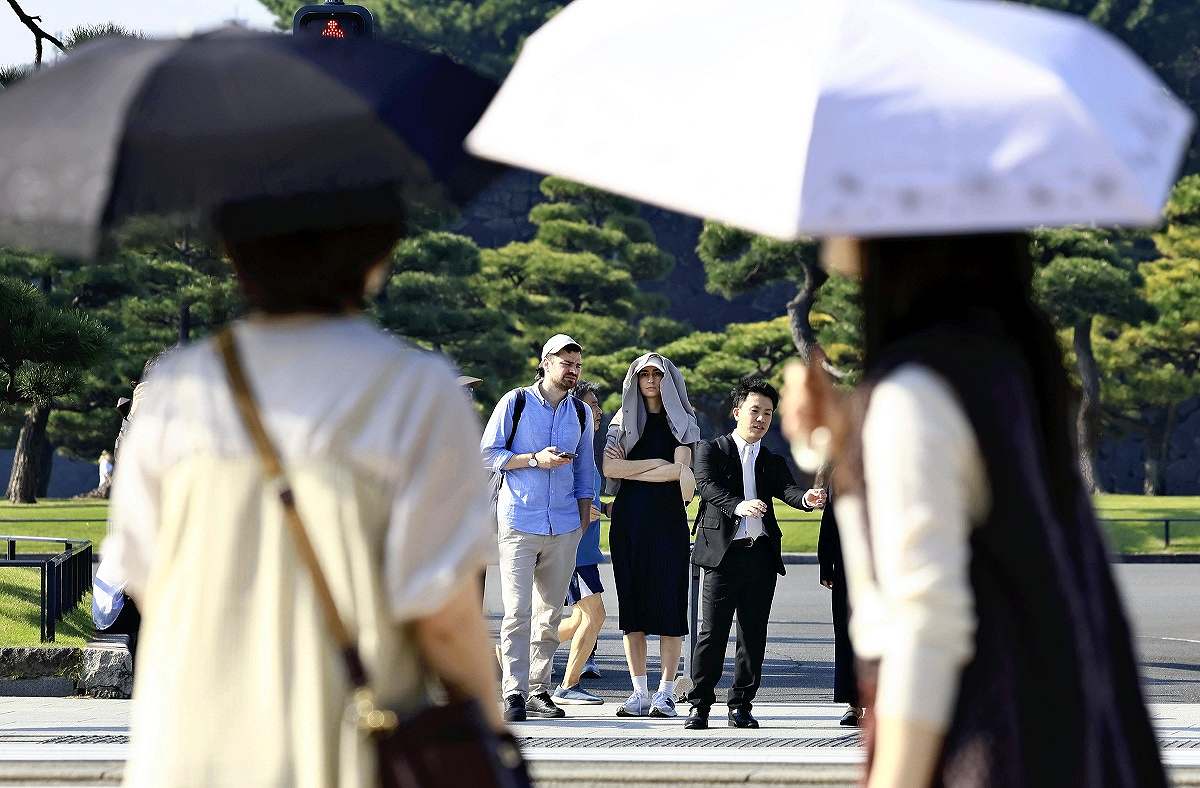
[{"xmin": 833, "ymin": 363, "xmax": 990, "ymax": 729}]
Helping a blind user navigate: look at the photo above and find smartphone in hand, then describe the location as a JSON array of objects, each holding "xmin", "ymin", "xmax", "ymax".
[{"xmin": 554, "ymin": 451, "xmax": 578, "ymax": 460}]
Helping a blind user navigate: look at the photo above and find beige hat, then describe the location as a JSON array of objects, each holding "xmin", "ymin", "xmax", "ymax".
[
  {"xmin": 456, "ymin": 375, "xmax": 483, "ymax": 390},
  {"xmin": 541, "ymin": 333, "xmax": 583, "ymax": 360}
]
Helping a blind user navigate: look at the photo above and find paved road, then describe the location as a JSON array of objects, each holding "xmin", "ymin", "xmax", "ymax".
[{"xmin": 484, "ymin": 562, "xmax": 1200, "ymax": 705}]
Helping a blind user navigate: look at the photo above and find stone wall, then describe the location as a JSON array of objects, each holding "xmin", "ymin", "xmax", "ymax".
[
  {"xmin": 0, "ymin": 449, "xmax": 97, "ymax": 499},
  {"xmin": 0, "ymin": 645, "xmax": 132, "ymax": 699},
  {"xmin": 1096, "ymin": 397, "xmax": 1200, "ymax": 494}
]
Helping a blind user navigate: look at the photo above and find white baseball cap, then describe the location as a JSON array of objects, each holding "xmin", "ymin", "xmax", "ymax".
[{"xmin": 541, "ymin": 333, "xmax": 583, "ymax": 360}]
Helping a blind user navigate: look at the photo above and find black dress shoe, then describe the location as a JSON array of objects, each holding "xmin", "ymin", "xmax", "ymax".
[
  {"xmin": 503, "ymin": 694, "xmax": 526, "ymax": 723},
  {"xmin": 839, "ymin": 707, "xmax": 861, "ymax": 727},
  {"xmin": 683, "ymin": 705, "xmax": 710, "ymax": 730},
  {"xmin": 526, "ymin": 692, "xmax": 566, "ymax": 719},
  {"xmin": 728, "ymin": 707, "xmax": 759, "ymax": 729}
]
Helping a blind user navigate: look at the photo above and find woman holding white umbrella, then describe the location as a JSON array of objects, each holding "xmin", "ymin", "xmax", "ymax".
[
  {"xmin": 782, "ymin": 236, "xmax": 1167, "ymax": 787},
  {"xmin": 466, "ymin": 0, "xmax": 1190, "ymax": 783}
]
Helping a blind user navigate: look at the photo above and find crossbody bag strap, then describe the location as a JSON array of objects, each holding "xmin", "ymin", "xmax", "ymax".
[{"xmin": 215, "ymin": 329, "xmax": 378, "ymax": 698}]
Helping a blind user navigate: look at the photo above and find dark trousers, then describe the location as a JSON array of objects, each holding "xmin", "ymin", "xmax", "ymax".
[
  {"xmin": 831, "ymin": 574, "xmax": 859, "ymax": 705},
  {"xmin": 101, "ymin": 597, "xmax": 141, "ymax": 665},
  {"xmin": 687, "ymin": 538, "xmax": 778, "ymax": 710}
]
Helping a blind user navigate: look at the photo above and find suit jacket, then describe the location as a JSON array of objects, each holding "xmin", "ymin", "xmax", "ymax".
[{"xmin": 692, "ymin": 434, "xmax": 811, "ymax": 575}]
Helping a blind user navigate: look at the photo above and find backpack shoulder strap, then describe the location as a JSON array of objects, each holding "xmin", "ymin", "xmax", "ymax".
[
  {"xmin": 504, "ymin": 389, "xmax": 527, "ymax": 452},
  {"xmin": 572, "ymin": 396, "xmax": 586, "ymax": 434}
]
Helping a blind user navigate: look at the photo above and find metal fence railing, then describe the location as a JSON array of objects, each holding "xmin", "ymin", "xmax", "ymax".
[
  {"xmin": 766, "ymin": 516, "xmax": 1200, "ymax": 550},
  {"xmin": 0, "ymin": 535, "xmax": 93, "ymax": 643},
  {"xmin": 1095, "ymin": 517, "xmax": 1200, "ymax": 549}
]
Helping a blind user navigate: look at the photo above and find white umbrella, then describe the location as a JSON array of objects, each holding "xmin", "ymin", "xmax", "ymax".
[{"xmin": 467, "ymin": 0, "xmax": 1195, "ymax": 239}]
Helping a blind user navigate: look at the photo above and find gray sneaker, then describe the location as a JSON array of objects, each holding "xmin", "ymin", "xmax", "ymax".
[
  {"xmin": 553, "ymin": 684, "xmax": 603, "ymax": 706},
  {"xmin": 649, "ymin": 690, "xmax": 677, "ymax": 718},
  {"xmin": 616, "ymin": 690, "xmax": 651, "ymax": 717}
]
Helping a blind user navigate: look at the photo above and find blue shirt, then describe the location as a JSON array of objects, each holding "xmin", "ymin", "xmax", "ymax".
[{"xmin": 481, "ymin": 384, "xmax": 595, "ymax": 536}]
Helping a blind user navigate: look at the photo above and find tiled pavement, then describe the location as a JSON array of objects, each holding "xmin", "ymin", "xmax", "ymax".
[{"xmin": 1, "ymin": 697, "xmax": 1198, "ymax": 769}]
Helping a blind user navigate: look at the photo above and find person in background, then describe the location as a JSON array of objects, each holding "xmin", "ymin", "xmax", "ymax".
[
  {"xmin": 817, "ymin": 481, "xmax": 863, "ymax": 727},
  {"xmin": 98, "ymin": 450, "xmax": 115, "ymax": 490},
  {"xmin": 782, "ymin": 235, "xmax": 1165, "ymax": 788},
  {"xmin": 684, "ymin": 376, "xmax": 820, "ymax": 730},
  {"xmin": 552, "ymin": 379, "xmax": 608, "ymax": 706},
  {"xmin": 458, "ymin": 375, "xmax": 483, "ymax": 398},
  {"xmin": 481, "ymin": 334, "xmax": 594, "ymax": 723},
  {"xmin": 603, "ymin": 353, "xmax": 700, "ymax": 720},
  {"xmin": 106, "ymin": 211, "xmax": 510, "ymax": 787}
]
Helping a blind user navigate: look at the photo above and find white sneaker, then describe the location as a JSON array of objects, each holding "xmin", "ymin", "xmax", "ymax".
[
  {"xmin": 616, "ymin": 690, "xmax": 651, "ymax": 717},
  {"xmin": 649, "ymin": 690, "xmax": 677, "ymax": 718}
]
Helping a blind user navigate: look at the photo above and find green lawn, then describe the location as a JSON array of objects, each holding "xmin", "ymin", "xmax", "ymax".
[
  {"xmin": 0, "ymin": 499, "xmax": 104, "ymax": 647},
  {"xmin": 597, "ymin": 494, "xmax": 1200, "ymax": 554},
  {"xmin": 0, "ymin": 499, "xmax": 108, "ymax": 555},
  {"xmin": 1094, "ymin": 494, "xmax": 1200, "ymax": 553},
  {"xmin": 0, "ymin": 567, "xmax": 94, "ymax": 647}
]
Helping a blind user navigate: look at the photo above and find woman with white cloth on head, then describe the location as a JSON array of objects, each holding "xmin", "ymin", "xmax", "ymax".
[{"xmin": 603, "ymin": 353, "xmax": 700, "ymax": 719}]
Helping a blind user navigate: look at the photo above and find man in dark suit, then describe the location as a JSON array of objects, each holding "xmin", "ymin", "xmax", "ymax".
[{"xmin": 685, "ymin": 377, "xmax": 824, "ymax": 729}]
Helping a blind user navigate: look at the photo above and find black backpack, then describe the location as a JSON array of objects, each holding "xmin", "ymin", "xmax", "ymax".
[{"xmin": 488, "ymin": 390, "xmax": 587, "ymax": 527}]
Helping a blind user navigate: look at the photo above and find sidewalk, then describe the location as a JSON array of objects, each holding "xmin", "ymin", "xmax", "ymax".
[{"xmin": 1, "ymin": 698, "xmax": 1198, "ymax": 785}]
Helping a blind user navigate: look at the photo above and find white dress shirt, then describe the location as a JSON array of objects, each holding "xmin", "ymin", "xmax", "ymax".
[{"xmin": 731, "ymin": 433, "xmax": 765, "ymax": 541}]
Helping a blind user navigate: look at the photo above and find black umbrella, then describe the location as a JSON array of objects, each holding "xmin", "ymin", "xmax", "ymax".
[{"xmin": 0, "ymin": 28, "xmax": 500, "ymax": 258}]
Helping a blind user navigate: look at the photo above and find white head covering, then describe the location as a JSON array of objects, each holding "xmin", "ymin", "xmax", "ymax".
[{"xmin": 604, "ymin": 352, "xmax": 701, "ymax": 495}]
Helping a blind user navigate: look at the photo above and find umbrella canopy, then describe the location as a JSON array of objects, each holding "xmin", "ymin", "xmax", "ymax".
[
  {"xmin": 0, "ymin": 28, "xmax": 499, "ymax": 258},
  {"xmin": 467, "ymin": 0, "xmax": 1195, "ymax": 239}
]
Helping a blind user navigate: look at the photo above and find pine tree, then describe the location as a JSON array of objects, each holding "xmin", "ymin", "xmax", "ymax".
[
  {"xmin": 1031, "ymin": 228, "xmax": 1155, "ymax": 490},
  {"xmin": 0, "ymin": 277, "xmax": 108, "ymax": 502}
]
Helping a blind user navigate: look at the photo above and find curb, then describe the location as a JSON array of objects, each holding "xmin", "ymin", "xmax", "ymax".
[
  {"xmin": 0, "ymin": 760, "xmax": 1197, "ymax": 787},
  {"xmin": 1113, "ymin": 553, "xmax": 1200, "ymax": 564}
]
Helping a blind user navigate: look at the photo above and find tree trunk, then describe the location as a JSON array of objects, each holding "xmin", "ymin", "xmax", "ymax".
[
  {"xmin": 785, "ymin": 260, "xmax": 829, "ymax": 363},
  {"xmin": 1073, "ymin": 318, "xmax": 1101, "ymax": 492},
  {"xmin": 35, "ymin": 433, "xmax": 53, "ymax": 498},
  {"xmin": 178, "ymin": 302, "xmax": 192, "ymax": 344},
  {"xmin": 1141, "ymin": 404, "xmax": 1176, "ymax": 496},
  {"xmin": 6, "ymin": 403, "xmax": 50, "ymax": 504}
]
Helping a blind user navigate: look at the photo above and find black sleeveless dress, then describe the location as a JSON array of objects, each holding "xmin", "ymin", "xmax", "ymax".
[{"xmin": 609, "ymin": 411, "xmax": 689, "ymax": 637}]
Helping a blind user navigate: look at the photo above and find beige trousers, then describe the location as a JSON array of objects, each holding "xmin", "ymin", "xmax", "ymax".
[{"xmin": 497, "ymin": 521, "xmax": 584, "ymax": 697}]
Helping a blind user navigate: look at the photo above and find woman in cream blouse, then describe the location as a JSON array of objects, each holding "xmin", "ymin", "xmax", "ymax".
[
  {"xmin": 782, "ymin": 235, "xmax": 1164, "ymax": 788},
  {"xmin": 106, "ymin": 215, "xmax": 506, "ymax": 787}
]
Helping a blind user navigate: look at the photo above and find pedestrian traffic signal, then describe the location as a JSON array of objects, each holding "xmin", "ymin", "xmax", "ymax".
[{"xmin": 293, "ymin": 0, "xmax": 374, "ymax": 40}]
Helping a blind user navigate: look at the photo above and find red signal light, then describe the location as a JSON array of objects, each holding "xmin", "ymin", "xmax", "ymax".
[{"xmin": 321, "ymin": 19, "xmax": 347, "ymax": 39}]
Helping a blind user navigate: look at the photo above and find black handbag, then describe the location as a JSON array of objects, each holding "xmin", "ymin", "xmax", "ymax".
[{"xmin": 217, "ymin": 328, "xmax": 529, "ymax": 788}]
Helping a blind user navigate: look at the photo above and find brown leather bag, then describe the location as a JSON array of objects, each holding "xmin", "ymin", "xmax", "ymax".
[{"xmin": 217, "ymin": 328, "xmax": 529, "ymax": 788}]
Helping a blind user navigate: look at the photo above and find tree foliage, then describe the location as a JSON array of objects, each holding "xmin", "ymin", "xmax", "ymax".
[
  {"xmin": 0, "ymin": 277, "xmax": 108, "ymax": 406},
  {"xmin": 374, "ymin": 231, "xmax": 526, "ymax": 404},
  {"xmin": 1092, "ymin": 176, "xmax": 1200, "ymax": 493},
  {"xmin": 480, "ymin": 176, "xmax": 676, "ymax": 366}
]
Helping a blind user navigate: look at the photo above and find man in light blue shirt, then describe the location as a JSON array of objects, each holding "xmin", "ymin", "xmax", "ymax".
[{"xmin": 481, "ymin": 334, "xmax": 594, "ymax": 722}]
